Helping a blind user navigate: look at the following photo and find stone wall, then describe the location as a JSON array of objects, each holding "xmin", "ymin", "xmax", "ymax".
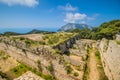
[
  {"xmin": 0, "ymin": 35, "xmax": 80, "ymax": 80},
  {"xmin": 0, "ymin": 43, "xmax": 49, "ymax": 69},
  {"xmin": 99, "ymin": 38, "xmax": 120, "ymax": 80},
  {"xmin": 53, "ymin": 35, "xmax": 80, "ymax": 53}
]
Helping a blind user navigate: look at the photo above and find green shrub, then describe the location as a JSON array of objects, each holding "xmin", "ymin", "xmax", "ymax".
[
  {"xmin": 73, "ymin": 72, "xmax": 79, "ymax": 77},
  {"xmin": 11, "ymin": 63, "xmax": 31, "ymax": 77},
  {"xmin": 0, "ymin": 51, "xmax": 9, "ymax": 60},
  {"xmin": 76, "ymin": 66, "xmax": 81, "ymax": 71},
  {"xmin": 0, "ymin": 71, "xmax": 9, "ymax": 79},
  {"xmin": 65, "ymin": 65, "xmax": 73, "ymax": 74},
  {"xmin": 95, "ymin": 50, "xmax": 101, "ymax": 60},
  {"xmin": 116, "ymin": 40, "xmax": 120, "ymax": 45},
  {"xmin": 44, "ymin": 75, "xmax": 55, "ymax": 80},
  {"xmin": 46, "ymin": 64, "xmax": 53, "ymax": 72},
  {"xmin": 11, "ymin": 63, "xmax": 55, "ymax": 80},
  {"xmin": 37, "ymin": 60, "xmax": 43, "ymax": 72}
]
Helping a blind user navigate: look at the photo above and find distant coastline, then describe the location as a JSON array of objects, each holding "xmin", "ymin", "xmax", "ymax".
[{"xmin": 0, "ymin": 27, "xmax": 58, "ymax": 34}]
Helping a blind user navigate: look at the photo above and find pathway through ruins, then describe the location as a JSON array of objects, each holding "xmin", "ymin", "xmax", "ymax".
[{"xmin": 88, "ymin": 43, "xmax": 99, "ymax": 80}]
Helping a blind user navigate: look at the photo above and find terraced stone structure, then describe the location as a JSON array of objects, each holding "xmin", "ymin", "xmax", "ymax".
[
  {"xmin": 0, "ymin": 32, "xmax": 83, "ymax": 80},
  {"xmin": 98, "ymin": 34, "xmax": 120, "ymax": 80}
]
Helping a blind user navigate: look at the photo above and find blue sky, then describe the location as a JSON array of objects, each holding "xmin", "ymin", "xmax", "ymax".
[{"xmin": 0, "ymin": 0, "xmax": 120, "ymax": 33}]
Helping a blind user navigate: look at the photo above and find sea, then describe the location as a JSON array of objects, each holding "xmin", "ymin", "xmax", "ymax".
[{"xmin": 0, "ymin": 27, "xmax": 58, "ymax": 34}]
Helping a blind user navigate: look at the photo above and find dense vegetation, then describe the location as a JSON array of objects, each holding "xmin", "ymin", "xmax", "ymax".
[
  {"xmin": 71, "ymin": 20, "xmax": 120, "ymax": 40},
  {"xmin": 43, "ymin": 32, "xmax": 77, "ymax": 46}
]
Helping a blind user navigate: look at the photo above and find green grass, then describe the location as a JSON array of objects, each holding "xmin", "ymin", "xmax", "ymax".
[
  {"xmin": 115, "ymin": 40, "xmax": 120, "ymax": 45},
  {"xmin": 10, "ymin": 63, "xmax": 30, "ymax": 77},
  {"xmin": 43, "ymin": 32, "xmax": 77, "ymax": 46},
  {"xmin": 37, "ymin": 60, "xmax": 43, "ymax": 72},
  {"xmin": 46, "ymin": 64, "xmax": 54, "ymax": 72},
  {"xmin": 0, "ymin": 50, "xmax": 10, "ymax": 60},
  {"xmin": 12, "ymin": 32, "xmax": 77, "ymax": 47},
  {"xmin": 65, "ymin": 65, "xmax": 73, "ymax": 74},
  {"xmin": 76, "ymin": 65, "xmax": 81, "ymax": 71},
  {"xmin": 83, "ymin": 48, "xmax": 91, "ymax": 80},
  {"xmin": 12, "ymin": 37, "xmax": 45, "ymax": 47},
  {"xmin": 0, "ymin": 71, "xmax": 9, "ymax": 80},
  {"xmin": 73, "ymin": 72, "xmax": 79, "ymax": 77},
  {"xmin": 95, "ymin": 49, "xmax": 108, "ymax": 80},
  {"xmin": 10, "ymin": 63, "xmax": 55, "ymax": 80}
]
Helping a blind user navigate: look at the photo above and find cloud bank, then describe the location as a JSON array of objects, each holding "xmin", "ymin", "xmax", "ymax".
[
  {"xmin": 60, "ymin": 3, "xmax": 99, "ymax": 24},
  {"xmin": 64, "ymin": 13, "xmax": 87, "ymax": 23},
  {"xmin": 0, "ymin": 0, "xmax": 39, "ymax": 7}
]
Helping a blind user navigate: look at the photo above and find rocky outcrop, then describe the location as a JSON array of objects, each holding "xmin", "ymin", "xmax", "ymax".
[
  {"xmin": 98, "ymin": 38, "xmax": 120, "ymax": 80},
  {"xmin": 0, "ymin": 37, "xmax": 53, "ymax": 56},
  {"xmin": 53, "ymin": 35, "xmax": 80, "ymax": 53}
]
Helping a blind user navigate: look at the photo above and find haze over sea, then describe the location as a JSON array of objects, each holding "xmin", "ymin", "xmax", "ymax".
[{"xmin": 0, "ymin": 27, "xmax": 58, "ymax": 33}]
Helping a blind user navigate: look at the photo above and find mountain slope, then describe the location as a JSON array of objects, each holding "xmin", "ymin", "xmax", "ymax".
[
  {"xmin": 26, "ymin": 29, "xmax": 55, "ymax": 34},
  {"xmin": 58, "ymin": 23, "xmax": 92, "ymax": 31}
]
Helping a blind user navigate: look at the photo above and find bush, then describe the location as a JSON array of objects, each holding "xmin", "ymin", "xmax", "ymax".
[
  {"xmin": 77, "ymin": 66, "xmax": 81, "ymax": 71},
  {"xmin": 37, "ymin": 60, "xmax": 43, "ymax": 72},
  {"xmin": 46, "ymin": 64, "xmax": 53, "ymax": 72},
  {"xmin": 0, "ymin": 71, "xmax": 9, "ymax": 79},
  {"xmin": 73, "ymin": 72, "xmax": 79, "ymax": 77},
  {"xmin": 65, "ymin": 65, "xmax": 73, "ymax": 74},
  {"xmin": 95, "ymin": 50, "xmax": 101, "ymax": 60},
  {"xmin": 0, "ymin": 51, "xmax": 9, "ymax": 60},
  {"xmin": 116, "ymin": 40, "xmax": 120, "ymax": 45}
]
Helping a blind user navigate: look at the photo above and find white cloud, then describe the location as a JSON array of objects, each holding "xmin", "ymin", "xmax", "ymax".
[
  {"xmin": 58, "ymin": 3, "xmax": 78, "ymax": 11},
  {"xmin": 64, "ymin": 13, "xmax": 87, "ymax": 23},
  {"xmin": 0, "ymin": 0, "xmax": 39, "ymax": 7}
]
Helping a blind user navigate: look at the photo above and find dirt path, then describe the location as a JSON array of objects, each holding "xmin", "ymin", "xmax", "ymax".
[{"xmin": 88, "ymin": 44, "xmax": 99, "ymax": 80}]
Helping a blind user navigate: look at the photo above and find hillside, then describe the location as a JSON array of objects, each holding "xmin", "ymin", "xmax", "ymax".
[
  {"xmin": 92, "ymin": 20, "xmax": 120, "ymax": 39},
  {"xmin": 27, "ymin": 29, "xmax": 55, "ymax": 34},
  {"xmin": 0, "ymin": 29, "xmax": 55, "ymax": 36},
  {"xmin": 70, "ymin": 20, "xmax": 120, "ymax": 40}
]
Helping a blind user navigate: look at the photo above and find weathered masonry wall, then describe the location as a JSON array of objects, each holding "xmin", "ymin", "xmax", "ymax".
[
  {"xmin": 0, "ymin": 43, "xmax": 50, "ymax": 69},
  {"xmin": 99, "ymin": 38, "xmax": 120, "ymax": 80},
  {"xmin": 53, "ymin": 35, "xmax": 80, "ymax": 53},
  {"xmin": 0, "ymin": 35, "xmax": 80, "ymax": 80},
  {"xmin": 0, "ymin": 35, "xmax": 80, "ymax": 68}
]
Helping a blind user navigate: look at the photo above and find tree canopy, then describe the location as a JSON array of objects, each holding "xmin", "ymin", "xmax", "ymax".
[{"xmin": 70, "ymin": 20, "xmax": 120, "ymax": 40}]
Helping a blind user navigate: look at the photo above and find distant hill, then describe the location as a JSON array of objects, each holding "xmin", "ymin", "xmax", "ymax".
[
  {"xmin": 26, "ymin": 29, "xmax": 55, "ymax": 34},
  {"xmin": 58, "ymin": 23, "xmax": 92, "ymax": 31},
  {"xmin": 3, "ymin": 32, "xmax": 21, "ymax": 36},
  {"xmin": 1, "ymin": 29, "xmax": 55, "ymax": 36}
]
